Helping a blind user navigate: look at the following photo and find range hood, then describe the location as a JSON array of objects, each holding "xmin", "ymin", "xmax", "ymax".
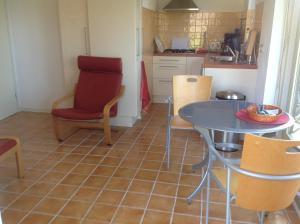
[{"xmin": 163, "ymin": 0, "xmax": 199, "ymax": 11}]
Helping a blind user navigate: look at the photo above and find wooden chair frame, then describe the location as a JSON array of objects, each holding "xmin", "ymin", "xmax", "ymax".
[
  {"xmin": 0, "ymin": 137, "xmax": 24, "ymax": 178},
  {"xmin": 52, "ymin": 85, "xmax": 125, "ymax": 145}
]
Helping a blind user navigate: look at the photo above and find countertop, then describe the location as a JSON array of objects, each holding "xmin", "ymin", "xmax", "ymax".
[
  {"xmin": 153, "ymin": 52, "xmax": 257, "ymax": 69},
  {"xmin": 203, "ymin": 54, "xmax": 257, "ymax": 69}
]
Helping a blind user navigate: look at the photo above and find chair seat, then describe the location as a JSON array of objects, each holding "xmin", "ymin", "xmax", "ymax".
[
  {"xmin": 171, "ymin": 115, "xmax": 193, "ymax": 129},
  {"xmin": 52, "ymin": 108, "xmax": 110, "ymax": 120},
  {"xmin": 0, "ymin": 139, "xmax": 17, "ymax": 156},
  {"xmin": 212, "ymin": 168, "xmax": 239, "ymax": 195}
]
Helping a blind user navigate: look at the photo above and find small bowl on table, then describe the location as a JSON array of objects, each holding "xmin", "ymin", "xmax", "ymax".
[{"xmin": 246, "ymin": 104, "xmax": 283, "ymax": 123}]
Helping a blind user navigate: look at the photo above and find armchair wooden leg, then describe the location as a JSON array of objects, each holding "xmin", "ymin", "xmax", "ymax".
[
  {"xmin": 103, "ymin": 117, "xmax": 112, "ymax": 145},
  {"xmin": 53, "ymin": 117, "xmax": 63, "ymax": 141},
  {"xmin": 15, "ymin": 148, "xmax": 24, "ymax": 178}
]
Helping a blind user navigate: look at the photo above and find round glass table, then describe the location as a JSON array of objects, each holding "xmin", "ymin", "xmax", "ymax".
[{"xmin": 178, "ymin": 100, "xmax": 295, "ymax": 203}]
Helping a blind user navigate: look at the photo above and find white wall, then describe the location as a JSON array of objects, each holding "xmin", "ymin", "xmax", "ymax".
[
  {"xmin": 158, "ymin": 0, "xmax": 248, "ymax": 12},
  {"xmin": 6, "ymin": 0, "xmax": 65, "ymax": 112},
  {"xmin": 255, "ymin": 0, "xmax": 287, "ymax": 104},
  {"xmin": 143, "ymin": 0, "xmax": 158, "ymax": 11},
  {"xmin": 0, "ymin": 0, "xmax": 18, "ymax": 119},
  {"xmin": 88, "ymin": 0, "xmax": 140, "ymax": 126}
]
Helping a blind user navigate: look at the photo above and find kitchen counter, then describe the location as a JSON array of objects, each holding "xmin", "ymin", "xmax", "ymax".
[{"xmin": 203, "ymin": 54, "xmax": 257, "ymax": 69}]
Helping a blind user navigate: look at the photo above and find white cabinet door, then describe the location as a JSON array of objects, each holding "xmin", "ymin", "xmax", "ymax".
[
  {"xmin": 186, "ymin": 57, "xmax": 204, "ymax": 75},
  {"xmin": 58, "ymin": 0, "xmax": 89, "ymax": 92},
  {"xmin": 0, "ymin": 0, "xmax": 18, "ymax": 119}
]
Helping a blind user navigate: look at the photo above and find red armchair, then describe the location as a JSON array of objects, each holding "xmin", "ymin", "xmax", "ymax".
[{"xmin": 52, "ymin": 56, "xmax": 125, "ymax": 145}]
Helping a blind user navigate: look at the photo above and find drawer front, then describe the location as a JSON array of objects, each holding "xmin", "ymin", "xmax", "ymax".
[
  {"xmin": 153, "ymin": 56, "xmax": 186, "ymax": 65},
  {"xmin": 153, "ymin": 64, "xmax": 186, "ymax": 79},
  {"xmin": 153, "ymin": 78, "xmax": 172, "ymax": 96}
]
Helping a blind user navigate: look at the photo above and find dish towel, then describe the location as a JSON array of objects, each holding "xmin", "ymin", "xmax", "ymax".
[{"xmin": 141, "ymin": 61, "xmax": 151, "ymax": 112}]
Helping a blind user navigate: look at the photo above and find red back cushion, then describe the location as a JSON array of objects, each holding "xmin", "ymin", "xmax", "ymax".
[{"xmin": 74, "ymin": 56, "xmax": 122, "ymax": 114}]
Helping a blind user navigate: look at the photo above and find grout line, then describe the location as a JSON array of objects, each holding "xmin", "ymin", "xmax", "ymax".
[
  {"xmin": 109, "ymin": 125, "xmax": 162, "ymax": 224},
  {"xmin": 80, "ymin": 111, "xmax": 158, "ymax": 223},
  {"xmin": 14, "ymin": 132, "xmax": 101, "ymax": 224},
  {"xmin": 169, "ymin": 134, "xmax": 189, "ymax": 224}
]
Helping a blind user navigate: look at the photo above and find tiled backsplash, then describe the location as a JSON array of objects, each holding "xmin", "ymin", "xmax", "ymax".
[{"xmin": 157, "ymin": 11, "xmax": 242, "ymax": 49}]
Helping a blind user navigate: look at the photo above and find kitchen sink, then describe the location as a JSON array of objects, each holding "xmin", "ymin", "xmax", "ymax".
[{"xmin": 211, "ymin": 55, "xmax": 234, "ymax": 62}]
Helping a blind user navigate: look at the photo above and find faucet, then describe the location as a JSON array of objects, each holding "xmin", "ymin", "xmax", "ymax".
[{"xmin": 225, "ymin": 45, "xmax": 239, "ymax": 63}]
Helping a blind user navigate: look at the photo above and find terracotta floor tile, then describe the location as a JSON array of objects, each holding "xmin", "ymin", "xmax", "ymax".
[
  {"xmin": 174, "ymin": 198, "xmax": 201, "ymax": 216},
  {"xmin": 72, "ymin": 187, "xmax": 100, "ymax": 202},
  {"xmin": 83, "ymin": 175, "xmax": 108, "ymax": 188},
  {"xmin": 39, "ymin": 171, "xmax": 66, "ymax": 184},
  {"xmin": 25, "ymin": 182, "xmax": 55, "ymax": 196},
  {"xmin": 0, "ymin": 191, "xmax": 18, "ymax": 207},
  {"xmin": 142, "ymin": 210, "xmax": 171, "ymax": 224},
  {"xmin": 172, "ymin": 214, "xmax": 200, "ymax": 224},
  {"xmin": 86, "ymin": 204, "xmax": 117, "ymax": 222},
  {"xmin": 122, "ymin": 192, "xmax": 150, "ymax": 208},
  {"xmin": 113, "ymin": 168, "xmax": 136, "ymax": 178},
  {"xmin": 105, "ymin": 177, "xmax": 131, "ymax": 191},
  {"xmin": 80, "ymin": 155, "xmax": 103, "ymax": 164},
  {"xmin": 52, "ymin": 162, "xmax": 75, "ymax": 173},
  {"xmin": 140, "ymin": 160, "xmax": 162, "ymax": 170},
  {"xmin": 180, "ymin": 174, "xmax": 202, "ymax": 186},
  {"xmin": 113, "ymin": 207, "xmax": 144, "ymax": 224},
  {"xmin": 153, "ymin": 182, "xmax": 177, "ymax": 197},
  {"xmin": 135, "ymin": 170, "xmax": 158, "ymax": 181},
  {"xmin": 63, "ymin": 154, "xmax": 85, "ymax": 163},
  {"xmin": 71, "ymin": 163, "xmax": 97, "ymax": 175},
  {"xmin": 148, "ymin": 195, "xmax": 175, "ymax": 212},
  {"xmin": 20, "ymin": 212, "xmax": 53, "ymax": 224},
  {"xmin": 52, "ymin": 216, "xmax": 81, "ymax": 224},
  {"xmin": 34, "ymin": 197, "xmax": 66, "ymax": 214},
  {"xmin": 3, "ymin": 180, "xmax": 34, "ymax": 193},
  {"xmin": 92, "ymin": 165, "xmax": 116, "ymax": 176},
  {"xmin": 9, "ymin": 194, "xmax": 42, "ymax": 211},
  {"xmin": 60, "ymin": 200, "xmax": 90, "ymax": 219},
  {"xmin": 128, "ymin": 180, "xmax": 154, "ymax": 194},
  {"xmin": 1, "ymin": 209, "xmax": 27, "ymax": 224},
  {"xmin": 157, "ymin": 172, "xmax": 180, "ymax": 184},
  {"xmin": 61, "ymin": 173, "xmax": 88, "ymax": 186},
  {"xmin": 48, "ymin": 184, "xmax": 78, "ymax": 199},
  {"xmin": 96, "ymin": 190, "xmax": 125, "ymax": 205},
  {"xmin": 101, "ymin": 157, "xmax": 122, "ymax": 166}
]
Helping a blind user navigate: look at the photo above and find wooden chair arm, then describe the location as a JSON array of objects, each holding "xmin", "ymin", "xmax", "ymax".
[
  {"xmin": 52, "ymin": 85, "xmax": 77, "ymax": 110},
  {"xmin": 103, "ymin": 85, "xmax": 125, "ymax": 118},
  {"xmin": 0, "ymin": 136, "xmax": 20, "ymax": 144},
  {"xmin": 52, "ymin": 93, "xmax": 75, "ymax": 110}
]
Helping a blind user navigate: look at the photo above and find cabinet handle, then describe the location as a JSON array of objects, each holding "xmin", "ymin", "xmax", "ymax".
[{"xmin": 159, "ymin": 80, "xmax": 172, "ymax": 83}]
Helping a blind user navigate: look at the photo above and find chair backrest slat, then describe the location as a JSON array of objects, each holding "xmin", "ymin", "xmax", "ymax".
[
  {"xmin": 237, "ymin": 134, "xmax": 300, "ymax": 211},
  {"xmin": 173, "ymin": 75, "xmax": 212, "ymax": 115}
]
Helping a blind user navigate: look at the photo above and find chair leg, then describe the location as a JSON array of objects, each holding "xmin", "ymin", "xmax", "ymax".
[
  {"xmin": 226, "ymin": 168, "xmax": 232, "ymax": 224},
  {"xmin": 259, "ymin": 211, "xmax": 265, "ymax": 224},
  {"xmin": 103, "ymin": 117, "xmax": 112, "ymax": 145},
  {"xmin": 15, "ymin": 148, "xmax": 24, "ymax": 178},
  {"xmin": 166, "ymin": 124, "xmax": 171, "ymax": 169},
  {"xmin": 205, "ymin": 171, "xmax": 211, "ymax": 224},
  {"xmin": 53, "ymin": 117, "xmax": 63, "ymax": 141}
]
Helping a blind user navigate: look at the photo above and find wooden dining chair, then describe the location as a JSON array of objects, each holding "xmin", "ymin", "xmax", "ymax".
[
  {"xmin": 206, "ymin": 134, "xmax": 300, "ymax": 224},
  {"xmin": 166, "ymin": 75, "xmax": 213, "ymax": 168},
  {"xmin": 52, "ymin": 56, "xmax": 125, "ymax": 145},
  {"xmin": 0, "ymin": 137, "xmax": 24, "ymax": 178}
]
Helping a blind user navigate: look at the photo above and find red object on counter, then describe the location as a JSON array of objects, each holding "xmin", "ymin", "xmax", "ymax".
[
  {"xmin": 236, "ymin": 109, "xmax": 289, "ymax": 125},
  {"xmin": 141, "ymin": 61, "xmax": 151, "ymax": 112}
]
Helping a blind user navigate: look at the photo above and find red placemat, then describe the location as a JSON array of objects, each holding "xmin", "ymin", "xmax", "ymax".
[{"xmin": 236, "ymin": 109, "xmax": 289, "ymax": 125}]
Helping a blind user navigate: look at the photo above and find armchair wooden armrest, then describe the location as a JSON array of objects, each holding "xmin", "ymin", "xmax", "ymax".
[
  {"xmin": 52, "ymin": 85, "xmax": 77, "ymax": 110},
  {"xmin": 103, "ymin": 85, "xmax": 125, "ymax": 118},
  {"xmin": 102, "ymin": 85, "xmax": 125, "ymax": 145}
]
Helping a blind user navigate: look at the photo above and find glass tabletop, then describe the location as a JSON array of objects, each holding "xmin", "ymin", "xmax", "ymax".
[{"xmin": 179, "ymin": 100, "xmax": 295, "ymax": 134}]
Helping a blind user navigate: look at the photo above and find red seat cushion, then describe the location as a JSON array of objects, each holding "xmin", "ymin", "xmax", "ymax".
[
  {"xmin": 52, "ymin": 108, "xmax": 118, "ymax": 120},
  {"xmin": 74, "ymin": 56, "xmax": 123, "ymax": 114},
  {"xmin": 0, "ymin": 139, "xmax": 17, "ymax": 156}
]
